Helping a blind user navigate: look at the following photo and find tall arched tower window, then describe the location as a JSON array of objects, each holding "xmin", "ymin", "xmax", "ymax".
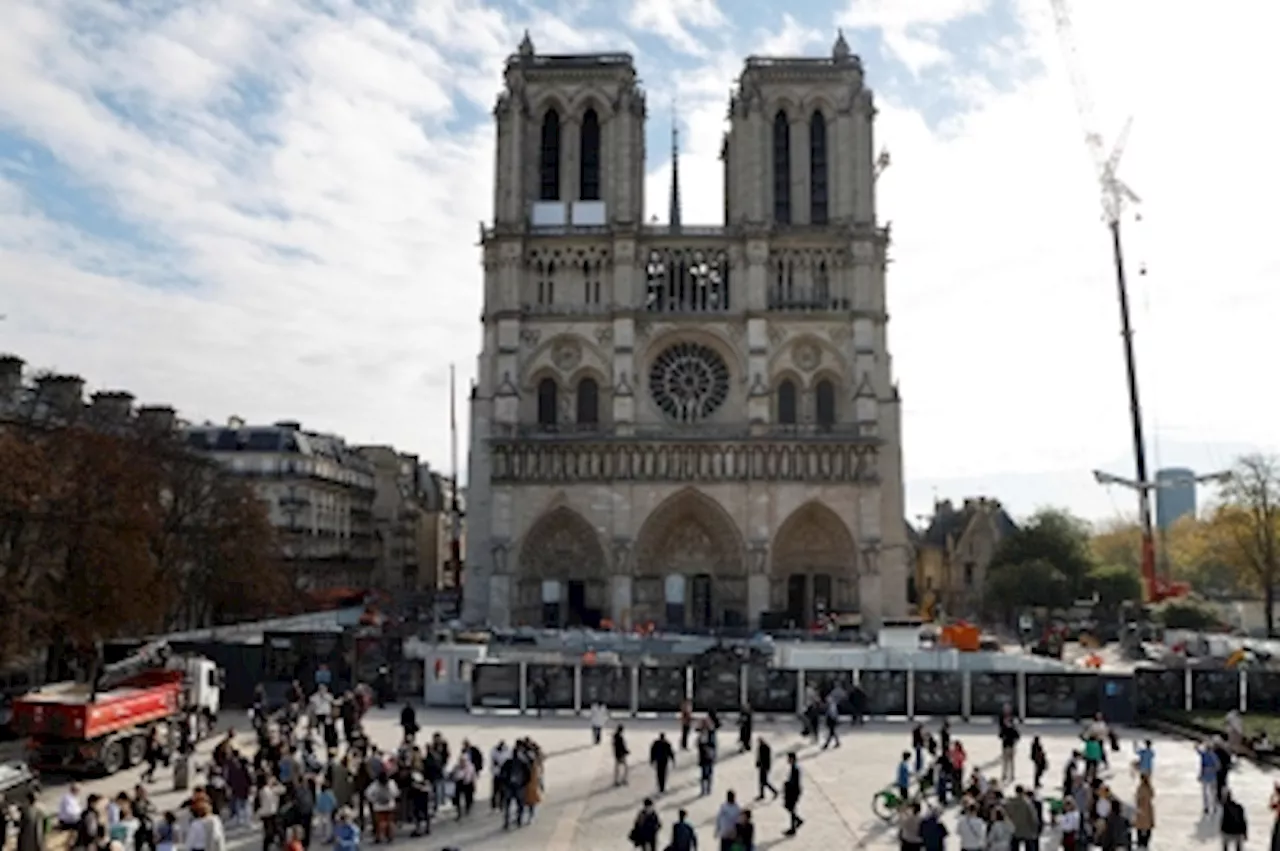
[
  {"xmin": 579, "ymin": 108, "xmax": 601, "ymax": 201},
  {"xmin": 539, "ymin": 109, "xmax": 561, "ymax": 201},
  {"xmin": 815, "ymin": 379, "xmax": 836, "ymax": 428},
  {"xmin": 810, "ymin": 111, "xmax": 828, "ymax": 225},
  {"xmin": 772, "ymin": 110, "xmax": 791, "ymax": 224},
  {"xmin": 537, "ymin": 378, "xmax": 558, "ymax": 428},
  {"xmin": 777, "ymin": 379, "xmax": 797, "ymax": 425},
  {"xmin": 576, "ymin": 377, "xmax": 599, "ymax": 426}
]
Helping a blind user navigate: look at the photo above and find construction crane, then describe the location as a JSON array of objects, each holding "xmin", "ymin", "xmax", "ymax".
[{"xmin": 1047, "ymin": 0, "xmax": 1181, "ymax": 603}]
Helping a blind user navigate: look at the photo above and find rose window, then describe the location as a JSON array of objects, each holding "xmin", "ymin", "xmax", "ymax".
[{"xmin": 648, "ymin": 342, "xmax": 730, "ymax": 423}]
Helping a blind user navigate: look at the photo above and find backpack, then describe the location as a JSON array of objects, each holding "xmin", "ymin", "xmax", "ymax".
[
  {"xmin": 372, "ymin": 782, "xmax": 394, "ymax": 808},
  {"xmin": 469, "ymin": 746, "xmax": 483, "ymax": 773}
]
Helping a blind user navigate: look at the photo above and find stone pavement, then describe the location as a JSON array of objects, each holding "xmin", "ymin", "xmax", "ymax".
[{"xmin": 35, "ymin": 708, "xmax": 1280, "ymax": 850}]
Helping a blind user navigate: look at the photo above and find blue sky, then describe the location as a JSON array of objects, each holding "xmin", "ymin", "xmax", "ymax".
[{"xmin": 1, "ymin": 0, "xmax": 1277, "ymax": 524}]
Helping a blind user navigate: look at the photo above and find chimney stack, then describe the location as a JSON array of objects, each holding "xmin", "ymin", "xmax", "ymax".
[
  {"xmin": 0, "ymin": 355, "xmax": 23, "ymax": 399},
  {"xmin": 35, "ymin": 374, "xmax": 85, "ymax": 419},
  {"xmin": 137, "ymin": 405, "xmax": 177, "ymax": 434},
  {"xmin": 90, "ymin": 391, "xmax": 135, "ymax": 424},
  {"xmin": 274, "ymin": 420, "xmax": 301, "ymax": 431}
]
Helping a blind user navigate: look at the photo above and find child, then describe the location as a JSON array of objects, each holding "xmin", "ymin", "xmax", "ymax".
[
  {"xmin": 285, "ymin": 825, "xmax": 305, "ymax": 851},
  {"xmin": 315, "ymin": 781, "xmax": 337, "ymax": 843},
  {"xmin": 334, "ymin": 808, "xmax": 361, "ymax": 851}
]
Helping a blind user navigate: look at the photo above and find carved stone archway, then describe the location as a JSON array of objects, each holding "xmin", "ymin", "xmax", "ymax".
[
  {"xmin": 633, "ymin": 488, "xmax": 746, "ymax": 629},
  {"xmin": 771, "ymin": 501, "xmax": 857, "ymax": 625},
  {"xmin": 514, "ymin": 506, "xmax": 608, "ymax": 628}
]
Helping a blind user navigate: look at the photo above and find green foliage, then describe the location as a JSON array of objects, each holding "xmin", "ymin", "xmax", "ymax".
[
  {"xmin": 985, "ymin": 558, "xmax": 1072, "ymax": 617},
  {"xmin": 1150, "ymin": 598, "xmax": 1221, "ymax": 630},
  {"xmin": 1084, "ymin": 563, "xmax": 1143, "ymax": 609},
  {"xmin": 986, "ymin": 508, "xmax": 1096, "ymax": 613}
]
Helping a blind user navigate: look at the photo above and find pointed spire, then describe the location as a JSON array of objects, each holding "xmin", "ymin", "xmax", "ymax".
[
  {"xmin": 833, "ymin": 28, "xmax": 851, "ymax": 62},
  {"xmin": 669, "ymin": 97, "xmax": 682, "ymax": 230},
  {"xmin": 518, "ymin": 30, "xmax": 535, "ymax": 57}
]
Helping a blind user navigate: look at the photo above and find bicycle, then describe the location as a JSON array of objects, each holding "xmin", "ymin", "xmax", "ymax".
[{"xmin": 871, "ymin": 772, "xmax": 935, "ymax": 821}]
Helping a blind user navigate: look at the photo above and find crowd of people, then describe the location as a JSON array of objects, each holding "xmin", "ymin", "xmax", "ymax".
[{"xmin": 10, "ymin": 676, "xmax": 1280, "ymax": 851}]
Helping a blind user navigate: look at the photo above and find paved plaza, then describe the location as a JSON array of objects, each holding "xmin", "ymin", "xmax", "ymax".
[{"xmin": 34, "ymin": 708, "xmax": 1280, "ymax": 850}]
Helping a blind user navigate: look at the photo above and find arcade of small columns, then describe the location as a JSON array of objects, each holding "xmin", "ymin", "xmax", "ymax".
[{"xmin": 512, "ymin": 488, "xmax": 861, "ymax": 629}]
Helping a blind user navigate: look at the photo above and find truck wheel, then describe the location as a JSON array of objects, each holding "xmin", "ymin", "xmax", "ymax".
[
  {"xmin": 126, "ymin": 735, "xmax": 147, "ymax": 767},
  {"xmin": 100, "ymin": 741, "xmax": 125, "ymax": 775}
]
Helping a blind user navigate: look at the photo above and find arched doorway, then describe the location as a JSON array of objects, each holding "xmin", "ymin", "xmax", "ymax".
[
  {"xmin": 634, "ymin": 489, "xmax": 746, "ymax": 629},
  {"xmin": 515, "ymin": 507, "xmax": 607, "ymax": 628},
  {"xmin": 772, "ymin": 501, "xmax": 857, "ymax": 627}
]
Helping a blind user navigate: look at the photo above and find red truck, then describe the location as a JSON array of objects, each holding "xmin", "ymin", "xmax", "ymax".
[{"xmin": 10, "ymin": 642, "xmax": 222, "ymax": 775}]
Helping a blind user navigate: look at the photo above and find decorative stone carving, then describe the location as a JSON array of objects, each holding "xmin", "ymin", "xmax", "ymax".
[
  {"xmin": 749, "ymin": 372, "xmax": 769, "ymax": 397},
  {"xmin": 829, "ymin": 325, "xmax": 851, "ymax": 346},
  {"xmin": 596, "ymin": 326, "xmax": 613, "ymax": 345},
  {"xmin": 491, "ymin": 442, "xmax": 880, "ymax": 485},
  {"xmin": 519, "ymin": 507, "xmax": 605, "ymax": 579},
  {"xmin": 793, "ymin": 341, "xmax": 820, "ymax": 372},
  {"xmin": 748, "ymin": 540, "xmax": 770, "ymax": 576},
  {"xmin": 860, "ymin": 541, "xmax": 882, "ymax": 577},
  {"xmin": 768, "ymin": 325, "xmax": 785, "ymax": 346},
  {"xmin": 491, "ymin": 540, "xmax": 510, "ymax": 575},
  {"xmin": 520, "ymin": 328, "xmax": 541, "ymax": 347},
  {"xmin": 614, "ymin": 371, "xmax": 633, "ymax": 397},
  {"xmin": 612, "ymin": 538, "xmax": 633, "ymax": 574},
  {"xmin": 551, "ymin": 338, "xmax": 582, "ymax": 371},
  {"xmin": 495, "ymin": 372, "xmax": 519, "ymax": 397},
  {"xmin": 726, "ymin": 323, "xmax": 744, "ymax": 342},
  {"xmin": 773, "ymin": 504, "xmax": 856, "ymax": 574}
]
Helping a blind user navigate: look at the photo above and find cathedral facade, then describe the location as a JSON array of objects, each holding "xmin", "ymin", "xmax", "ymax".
[{"xmin": 462, "ymin": 33, "xmax": 910, "ymax": 631}]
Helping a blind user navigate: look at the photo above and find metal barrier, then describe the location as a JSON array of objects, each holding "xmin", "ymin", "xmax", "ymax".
[{"xmin": 471, "ymin": 663, "xmax": 1277, "ymax": 722}]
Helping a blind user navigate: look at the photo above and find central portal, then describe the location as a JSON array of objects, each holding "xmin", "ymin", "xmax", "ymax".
[{"xmin": 634, "ymin": 488, "xmax": 746, "ymax": 629}]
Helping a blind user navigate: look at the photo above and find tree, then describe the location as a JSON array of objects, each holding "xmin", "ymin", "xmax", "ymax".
[
  {"xmin": 985, "ymin": 558, "xmax": 1072, "ymax": 617},
  {"xmin": 1083, "ymin": 563, "xmax": 1143, "ymax": 609},
  {"xmin": 1150, "ymin": 598, "xmax": 1221, "ymax": 630},
  {"xmin": 989, "ymin": 508, "xmax": 1096, "ymax": 600},
  {"xmin": 1090, "ymin": 515, "xmax": 1247, "ymax": 599},
  {"xmin": 1210, "ymin": 454, "xmax": 1280, "ymax": 636}
]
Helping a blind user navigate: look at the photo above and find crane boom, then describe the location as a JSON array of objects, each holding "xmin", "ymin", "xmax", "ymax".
[{"xmin": 1047, "ymin": 0, "xmax": 1176, "ymax": 603}]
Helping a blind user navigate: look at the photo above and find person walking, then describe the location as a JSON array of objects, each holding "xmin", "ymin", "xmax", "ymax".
[
  {"xmin": 679, "ymin": 700, "xmax": 693, "ymax": 751},
  {"xmin": 650, "ymin": 733, "xmax": 675, "ymax": 795},
  {"xmin": 1220, "ymin": 789, "xmax": 1248, "ymax": 851},
  {"xmin": 590, "ymin": 701, "xmax": 607, "ymax": 746},
  {"xmin": 1198, "ymin": 743, "xmax": 1221, "ymax": 815},
  {"xmin": 713, "ymin": 791, "xmax": 741, "ymax": 851},
  {"xmin": 629, "ymin": 799, "xmax": 661, "ymax": 851},
  {"xmin": 698, "ymin": 733, "xmax": 716, "ymax": 796},
  {"xmin": 821, "ymin": 692, "xmax": 841, "ymax": 750},
  {"xmin": 737, "ymin": 705, "xmax": 753, "ymax": 754},
  {"xmin": 782, "ymin": 752, "xmax": 804, "ymax": 836},
  {"xmin": 613, "ymin": 725, "xmax": 631, "ymax": 786},
  {"xmin": 489, "ymin": 740, "xmax": 510, "ymax": 810},
  {"xmin": 1133, "ymin": 773, "xmax": 1154, "ymax": 850},
  {"xmin": 398, "ymin": 702, "xmax": 417, "ymax": 745},
  {"xmin": 998, "ymin": 706, "xmax": 1020, "ymax": 784},
  {"xmin": 1030, "ymin": 735, "xmax": 1048, "ymax": 790},
  {"xmin": 667, "ymin": 809, "xmax": 697, "ymax": 851},
  {"xmin": 755, "ymin": 738, "xmax": 778, "ymax": 801}
]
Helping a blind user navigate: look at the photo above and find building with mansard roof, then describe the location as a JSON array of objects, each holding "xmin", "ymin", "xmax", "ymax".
[{"xmin": 463, "ymin": 32, "xmax": 910, "ymax": 632}]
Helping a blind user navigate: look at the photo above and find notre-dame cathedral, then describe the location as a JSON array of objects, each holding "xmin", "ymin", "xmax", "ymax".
[{"xmin": 462, "ymin": 31, "xmax": 910, "ymax": 632}]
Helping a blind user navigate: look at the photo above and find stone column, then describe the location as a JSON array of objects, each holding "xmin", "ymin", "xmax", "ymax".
[
  {"xmin": 562, "ymin": 116, "xmax": 579, "ymax": 204},
  {"xmin": 747, "ymin": 540, "xmax": 770, "ymax": 626}
]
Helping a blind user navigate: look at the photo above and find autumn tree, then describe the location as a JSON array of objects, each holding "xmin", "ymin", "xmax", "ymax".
[
  {"xmin": 1211, "ymin": 454, "xmax": 1280, "ymax": 636},
  {"xmin": 1091, "ymin": 515, "xmax": 1245, "ymax": 598}
]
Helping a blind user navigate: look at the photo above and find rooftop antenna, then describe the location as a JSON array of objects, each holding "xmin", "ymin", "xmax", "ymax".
[{"xmin": 668, "ymin": 93, "xmax": 682, "ymax": 230}]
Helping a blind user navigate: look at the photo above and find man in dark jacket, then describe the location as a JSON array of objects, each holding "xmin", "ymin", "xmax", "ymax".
[
  {"xmin": 649, "ymin": 733, "xmax": 675, "ymax": 794},
  {"xmin": 783, "ymin": 752, "xmax": 804, "ymax": 836},
  {"xmin": 1002, "ymin": 786, "xmax": 1040, "ymax": 848},
  {"xmin": 755, "ymin": 738, "xmax": 778, "ymax": 800},
  {"xmin": 667, "ymin": 809, "xmax": 697, "ymax": 851},
  {"xmin": 613, "ymin": 725, "xmax": 630, "ymax": 786}
]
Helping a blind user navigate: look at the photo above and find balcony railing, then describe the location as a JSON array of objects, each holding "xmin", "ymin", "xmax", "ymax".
[{"xmin": 767, "ymin": 288, "xmax": 852, "ymax": 312}]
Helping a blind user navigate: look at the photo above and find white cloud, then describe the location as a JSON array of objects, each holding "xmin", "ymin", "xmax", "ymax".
[
  {"xmin": 626, "ymin": 0, "xmax": 727, "ymax": 56},
  {"xmin": 835, "ymin": 0, "xmax": 990, "ymax": 73},
  {"xmin": 2, "ymin": 0, "xmax": 1277, "ymax": 526}
]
